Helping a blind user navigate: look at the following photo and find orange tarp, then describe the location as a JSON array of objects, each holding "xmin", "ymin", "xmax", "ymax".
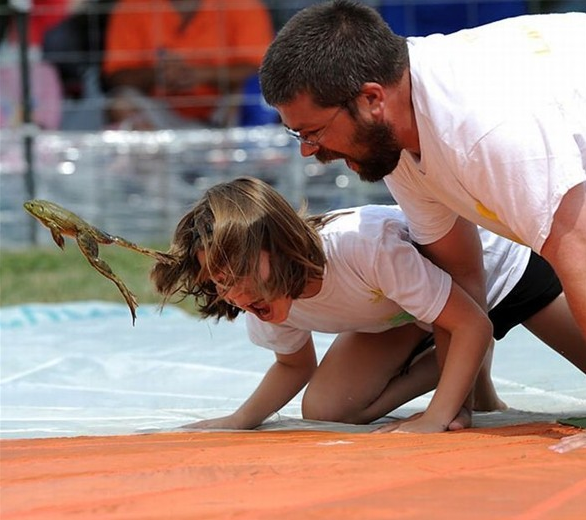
[{"xmin": 1, "ymin": 423, "xmax": 585, "ymax": 520}]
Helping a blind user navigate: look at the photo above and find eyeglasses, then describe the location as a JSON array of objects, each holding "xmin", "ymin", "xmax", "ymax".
[{"xmin": 284, "ymin": 105, "xmax": 344, "ymax": 147}]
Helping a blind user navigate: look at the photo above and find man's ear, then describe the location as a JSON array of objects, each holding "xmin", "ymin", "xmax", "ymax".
[{"xmin": 356, "ymin": 82, "xmax": 386, "ymax": 120}]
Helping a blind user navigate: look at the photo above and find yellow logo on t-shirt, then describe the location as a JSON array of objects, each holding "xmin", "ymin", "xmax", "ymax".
[
  {"xmin": 369, "ymin": 288, "xmax": 386, "ymax": 303},
  {"xmin": 475, "ymin": 200, "xmax": 525, "ymax": 245},
  {"xmin": 370, "ymin": 289, "xmax": 417, "ymax": 328},
  {"xmin": 523, "ymin": 27, "xmax": 551, "ymax": 55},
  {"xmin": 475, "ymin": 200, "xmax": 500, "ymax": 222}
]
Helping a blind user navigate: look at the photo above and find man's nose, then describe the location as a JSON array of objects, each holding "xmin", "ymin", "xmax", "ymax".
[{"xmin": 300, "ymin": 142, "xmax": 318, "ymax": 157}]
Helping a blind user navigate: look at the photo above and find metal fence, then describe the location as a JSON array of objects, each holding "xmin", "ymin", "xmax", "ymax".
[
  {"xmin": 0, "ymin": 125, "xmax": 395, "ymax": 249},
  {"xmin": 1, "ymin": 0, "xmax": 575, "ymax": 249}
]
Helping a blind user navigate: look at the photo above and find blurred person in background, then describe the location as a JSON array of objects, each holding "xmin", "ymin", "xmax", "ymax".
[
  {"xmin": 101, "ymin": 0, "xmax": 274, "ymax": 130},
  {"xmin": 0, "ymin": 0, "xmax": 71, "ymax": 48},
  {"xmin": 0, "ymin": 0, "xmax": 68, "ymax": 129},
  {"xmin": 42, "ymin": 0, "xmax": 116, "ymax": 100},
  {"xmin": 535, "ymin": 0, "xmax": 586, "ymax": 13},
  {"xmin": 378, "ymin": 0, "xmax": 527, "ymax": 36}
]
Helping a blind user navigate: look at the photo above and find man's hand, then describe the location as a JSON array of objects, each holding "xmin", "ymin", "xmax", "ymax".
[{"xmin": 549, "ymin": 432, "xmax": 586, "ymax": 454}]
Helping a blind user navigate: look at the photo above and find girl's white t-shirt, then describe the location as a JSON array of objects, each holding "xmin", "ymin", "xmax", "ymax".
[{"xmin": 247, "ymin": 205, "xmax": 530, "ymax": 354}]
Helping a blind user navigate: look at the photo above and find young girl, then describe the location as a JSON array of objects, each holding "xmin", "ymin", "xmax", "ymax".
[{"xmin": 151, "ymin": 177, "xmax": 585, "ymax": 433}]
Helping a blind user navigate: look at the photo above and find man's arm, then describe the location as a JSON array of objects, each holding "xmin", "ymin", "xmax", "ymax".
[
  {"xmin": 417, "ymin": 217, "xmax": 487, "ymax": 309},
  {"xmin": 540, "ymin": 182, "xmax": 586, "ymax": 340}
]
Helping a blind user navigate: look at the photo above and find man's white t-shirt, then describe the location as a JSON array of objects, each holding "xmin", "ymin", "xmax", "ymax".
[
  {"xmin": 247, "ymin": 205, "xmax": 530, "ymax": 354},
  {"xmin": 385, "ymin": 13, "xmax": 586, "ymax": 253}
]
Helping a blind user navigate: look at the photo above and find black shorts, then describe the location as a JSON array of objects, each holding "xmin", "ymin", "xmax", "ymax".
[
  {"xmin": 402, "ymin": 252, "xmax": 562, "ymax": 372},
  {"xmin": 488, "ymin": 252, "xmax": 562, "ymax": 340}
]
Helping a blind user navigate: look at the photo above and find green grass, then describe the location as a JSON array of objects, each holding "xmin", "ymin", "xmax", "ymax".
[{"xmin": 0, "ymin": 242, "xmax": 196, "ymax": 314}]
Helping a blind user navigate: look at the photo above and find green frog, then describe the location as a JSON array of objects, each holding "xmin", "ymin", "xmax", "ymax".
[{"xmin": 23, "ymin": 199, "xmax": 176, "ymax": 325}]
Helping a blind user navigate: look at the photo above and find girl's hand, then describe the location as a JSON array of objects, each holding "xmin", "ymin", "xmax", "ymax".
[
  {"xmin": 180, "ymin": 414, "xmax": 249, "ymax": 431},
  {"xmin": 373, "ymin": 411, "xmax": 448, "ymax": 434},
  {"xmin": 373, "ymin": 408, "xmax": 472, "ymax": 434},
  {"xmin": 372, "ymin": 412, "xmax": 448, "ymax": 433}
]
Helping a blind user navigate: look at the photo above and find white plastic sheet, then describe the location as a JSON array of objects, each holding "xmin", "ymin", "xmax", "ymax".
[{"xmin": 1, "ymin": 302, "xmax": 584, "ymax": 439}]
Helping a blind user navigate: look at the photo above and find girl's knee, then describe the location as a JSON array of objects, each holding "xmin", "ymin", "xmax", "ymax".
[
  {"xmin": 301, "ymin": 391, "xmax": 355, "ymax": 423},
  {"xmin": 301, "ymin": 392, "xmax": 324, "ymax": 420}
]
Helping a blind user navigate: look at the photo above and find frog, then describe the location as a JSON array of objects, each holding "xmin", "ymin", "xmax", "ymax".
[{"xmin": 23, "ymin": 199, "xmax": 177, "ymax": 325}]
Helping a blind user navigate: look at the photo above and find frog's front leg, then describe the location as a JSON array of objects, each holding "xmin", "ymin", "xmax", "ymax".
[
  {"xmin": 76, "ymin": 232, "xmax": 139, "ymax": 325},
  {"xmin": 49, "ymin": 224, "xmax": 65, "ymax": 249}
]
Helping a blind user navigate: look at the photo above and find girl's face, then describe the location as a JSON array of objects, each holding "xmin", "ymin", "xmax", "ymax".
[{"xmin": 197, "ymin": 250, "xmax": 294, "ymax": 324}]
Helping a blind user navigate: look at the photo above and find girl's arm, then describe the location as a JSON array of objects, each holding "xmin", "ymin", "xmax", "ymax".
[
  {"xmin": 377, "ymin": 282, "xmax": 493, "ymax": 433},
  {"xmin": 182, "ymin": 338, "xmax": 318, "ymax": 430},
  {"xmin": 418, "ymin": 218, "xmax": 497, "ymax": 401}
]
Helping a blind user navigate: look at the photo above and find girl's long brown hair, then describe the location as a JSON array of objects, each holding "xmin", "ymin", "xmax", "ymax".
[{"xmin": 151, "ymin": 177, "xmax": 332, "ymax": 321}]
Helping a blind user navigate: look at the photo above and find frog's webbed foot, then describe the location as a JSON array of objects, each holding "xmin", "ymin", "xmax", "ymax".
[
  {"xmin": 109, "ymin": 236, "xmax": 177, "ymax": 264},
  {"xmin": 77, "ymin": 233, "xmax": 139, "ymax": 325}
]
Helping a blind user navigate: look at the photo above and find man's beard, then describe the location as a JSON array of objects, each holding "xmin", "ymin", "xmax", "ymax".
[{"xmin": 315, "ymin": 118, "xmax": 402, "ymax": 183}]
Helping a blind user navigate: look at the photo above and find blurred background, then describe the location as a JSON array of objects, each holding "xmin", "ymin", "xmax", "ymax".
[{"xmin": 1, "ymin": 0, "xmax": 584, "ymax": 249}]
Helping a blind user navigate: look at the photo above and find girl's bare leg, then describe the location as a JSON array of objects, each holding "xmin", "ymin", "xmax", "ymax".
[
  {"xmin": 302, "ymin": 324, "xmax": 439, "ymax": 424},
  {"xmin": 522, "ymin": 293, "xmax": 586, "ymax": 373}
]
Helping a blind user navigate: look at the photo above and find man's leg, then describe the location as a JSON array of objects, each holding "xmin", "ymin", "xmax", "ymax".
[{"xmin": 541, "ymin": 181, "xmax": 586, "ymax": 340}]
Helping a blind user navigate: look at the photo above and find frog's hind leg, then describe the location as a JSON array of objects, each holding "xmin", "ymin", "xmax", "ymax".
[
  {"xmin": 108, "ymin": 235, "xmax": 176, "ymax": 264},
  {"xmin": 76, "ymin": 232, "xmax": 139, "ymax": 325}
]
